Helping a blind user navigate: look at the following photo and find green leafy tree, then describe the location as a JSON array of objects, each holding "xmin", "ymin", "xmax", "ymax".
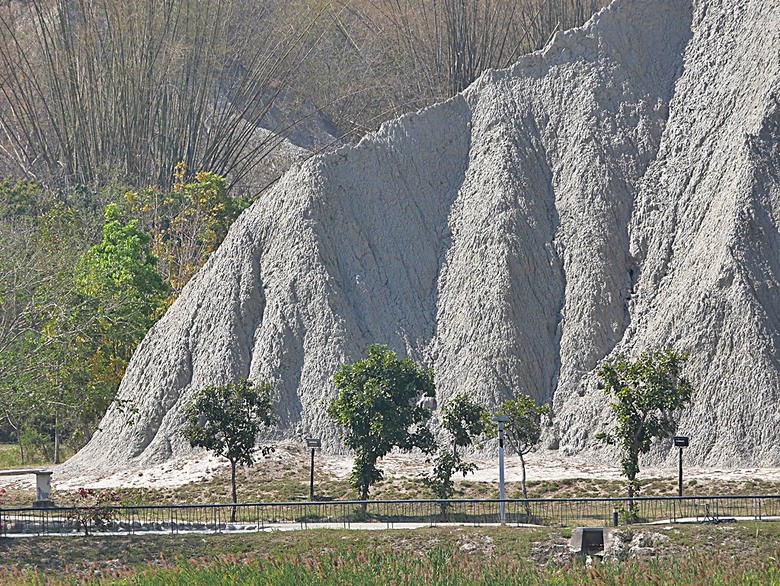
[
  {"xmin": 0, "ymin": 173, "xmax": 247, "ymax": 463},
  {"xmin": 0, "ymin": 178, "xmax": 49, "ymax": 219},
  {"xmin": 596, "ymin": 349, "xmax": 694, "ymax": 516},
  {"xmin": 125, "ymin": 165, "xmax": 251, "ymax": 295},
  {"xmin": 327, "ymin": 344, "xmax": 436, "ymax": 504},
  {"xmin": 77, "ymin": 203, "xmax": 169, "ymax": 322},
  {"xmin": 498, "ymin": 394, "xmax": 550, "ymax": 508},
  {"xmin": 424, "ymin": 394, "xmax": 492, "ymax": 512},
  {"xmin": 181, "ymin": 378, "xmax": 276, "ymax": 519},
  {"xmin": 0, "ymin": 184, "xmax": 173, "ymax": 463},
  {"xmin": 73, "ymin": 202, "xmax": 169, "ymax": 405},
  {"xmin": 0, "ymin": 214, "xmax": 54, "ymax": 459},
  {"xmin": 34, "ymin": 203, "xmax": 170, "ymax": 462},
  {"xmin": 0, "ymin": 201, "xmax": 94, "ymax": 462}
]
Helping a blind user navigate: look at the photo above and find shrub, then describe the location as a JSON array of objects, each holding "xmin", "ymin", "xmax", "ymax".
[{"xmin": 67, "ymin": 487, "xmax": 119, "ymax": 535}]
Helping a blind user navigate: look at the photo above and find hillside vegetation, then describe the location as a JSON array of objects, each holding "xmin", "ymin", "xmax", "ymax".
[{"xmin": 0, "ymin": 0, "xmax": 606, "ymax": 464}]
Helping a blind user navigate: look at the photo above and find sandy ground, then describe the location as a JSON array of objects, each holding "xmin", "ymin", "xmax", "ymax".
[
  {"xmin": 2, "ymin": 444, "xmax": 780, "ymax": 492},
  {"xmin": 318, "ymin": 450, "xmax": 780, "ymax": 484}
]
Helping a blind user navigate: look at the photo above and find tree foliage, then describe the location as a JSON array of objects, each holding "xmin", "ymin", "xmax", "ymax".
[
  {"xmin": 0, "ymin": 170, "xmax": 241, "ymax": 462},
  {"xmin": 77, "ymin": 203, "xmax": 169, "ymax": 321},
  {"xmin": 328, "ymin": 344, "xmax": 436, "ymax": 502},
  {"xmin": 0, "ymin": 198, "xmax": 97, "ymax": 460},
  {"xmin": 498, "ymin": 394, "xmax": 550, "ymax": 504},
  {"xmin": 0, "ymin": 183, "xmax": 169, "ymax": 461},
  {"xmin": 181, "ymin": 378, "xmax": 276, "ymax": 512},
  {"xmin": 125, "ymin": 164, "xmax": 251, "ymax": 294},
  {"xmin": 425, "ymin": 394, "xmax": 491, "ymax": 508},
  {"xmin": 596, "ymin": 349, "xmax": 694, "ymax": 506}
]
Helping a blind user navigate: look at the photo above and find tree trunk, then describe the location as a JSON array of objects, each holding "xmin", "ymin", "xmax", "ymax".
[
  {"xmin": 230, "ymin": 459, "xmax": 237, "ymax": 523},
  {"xmin": 627, "ymin": 478, "xmax": 636, "ymax": 521},
  {"xmin": 520, "ymin": 451, "xmax": 531, "ymax": 518},
  {"xmin": 360, "ymin": 483, "xmax": 369, "ymax": 512},
  {"xmin": 54, "ymin": 411, "xmax": 61, "ymax": 465}
]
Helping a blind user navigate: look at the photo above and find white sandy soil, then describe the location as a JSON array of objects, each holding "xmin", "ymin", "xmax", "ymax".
[{"xmin": 2, "ymin": 444, "xmax": 780, "ymax": 493}]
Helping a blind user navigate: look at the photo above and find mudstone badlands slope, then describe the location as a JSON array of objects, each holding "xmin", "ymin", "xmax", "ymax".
[{"xmin": 68, "ymin": 0, "xmax": 780, "ymax": 473}]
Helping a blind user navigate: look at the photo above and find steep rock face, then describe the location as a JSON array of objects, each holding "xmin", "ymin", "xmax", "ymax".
[{"xmin": 67, "ymin": 0, "xmax": 780, "ymax": 473}]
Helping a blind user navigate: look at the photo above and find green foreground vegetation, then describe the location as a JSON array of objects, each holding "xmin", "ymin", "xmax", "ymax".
[
  {"xmin": 3, "ymin": 444, "xmax": 779, "ymax": 584},
  {"xmin": 1, "ymin": 524, "xmax": 779, "ymax": 585}
]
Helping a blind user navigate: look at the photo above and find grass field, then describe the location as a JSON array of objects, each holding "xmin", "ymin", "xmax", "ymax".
[
  {"xmin": 0, "ymin": 444, "xmax": 50, "ymax": 469},
  {"xmin": 1, "ymin": 523, "xmax": 779, "ymax": 584},
  {"xmin": 3, "ymin": 445, "xmax": 780, "ymax": 584},
  {"xmin": 0, "ymin": 443, "xmax": 76, "ymax": 470}
]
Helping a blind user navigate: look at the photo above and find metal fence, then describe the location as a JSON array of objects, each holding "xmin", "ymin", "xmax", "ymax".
[{"xmin": 2, "ymin": 495, "xmax": 779, "ymax": 536}]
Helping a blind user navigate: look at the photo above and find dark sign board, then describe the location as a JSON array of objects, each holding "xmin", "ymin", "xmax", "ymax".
[{"xmin": 673, "ymin": 436, "xmax": 689, "ymax": 447}]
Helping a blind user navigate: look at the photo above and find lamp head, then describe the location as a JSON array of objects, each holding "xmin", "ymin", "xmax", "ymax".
[{"xmin": 493, "ymin": 414, "xmax": 509, "ymax": 430}]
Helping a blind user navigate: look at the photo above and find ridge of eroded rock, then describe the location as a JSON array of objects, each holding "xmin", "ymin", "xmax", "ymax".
[{"xmin": 67, "ymin": 0, "xmax": 780, "ymax": 473}]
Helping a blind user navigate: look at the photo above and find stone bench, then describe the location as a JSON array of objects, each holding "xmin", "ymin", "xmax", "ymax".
[{"xmin": 0, "ymin": 469, "xmax": 54, "ymax": 507}]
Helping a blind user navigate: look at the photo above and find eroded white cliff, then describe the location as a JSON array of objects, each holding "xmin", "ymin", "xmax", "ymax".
[{"xmin": 67, "ymin": 0, "xmax": 780, "ymax": 473}]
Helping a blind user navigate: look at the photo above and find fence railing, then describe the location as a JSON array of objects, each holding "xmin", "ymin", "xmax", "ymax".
[{"xmin": 2, "ymin": 495, "xmax": 779, "ymax": 536}]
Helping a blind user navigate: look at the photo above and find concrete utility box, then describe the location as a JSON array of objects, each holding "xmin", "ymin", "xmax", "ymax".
[
  {"xmin": 571, "ymin": 527, "xmax": 614, "ymax": 557},
  {"xmin": 33, "ymin": 471, "xmax": 53, "ymax": 507}
]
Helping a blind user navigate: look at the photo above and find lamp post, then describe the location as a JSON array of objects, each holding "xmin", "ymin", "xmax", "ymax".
[
  {"xmin": 673, "ymin": 435, "xmax": 689, "ymax": 497},
  {"xmin": 306, "ymin": 437, "xmax": 321, "ymax": 500},
  {"xmin": 494, "ymin": 415, "xmax": 509, "ymax": 525}
]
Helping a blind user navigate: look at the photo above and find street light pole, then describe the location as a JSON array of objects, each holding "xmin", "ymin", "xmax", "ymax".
[
  {"xmin": 674, "ymin": 436, "xmax": 689, "ymax": 497},
  {"xmin": 306, "ymin": 437, "xmax": 321, "ymax": 500},
  {"xmin": 310, "ymin": 449, "xmax": 315, "ymax": 499},
  {"xmin": 494, "ymin": 415, "xmax": 509, "ymax": 525}
]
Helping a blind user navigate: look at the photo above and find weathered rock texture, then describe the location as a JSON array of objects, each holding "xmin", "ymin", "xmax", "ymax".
[{"xmin": 68, "ymin": 0, "xmax": 780, "ymax": 473}]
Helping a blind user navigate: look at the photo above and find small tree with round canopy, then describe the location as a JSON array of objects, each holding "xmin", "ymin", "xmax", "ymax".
[
  {"xmin": 596, "ymin": 348, "xmax": 693, "ymax": 519},
  {"xmin": 180, "ymin": 378, "xmax": 276, "ymax": 521},
  {"xmin": 498, "ymin": 394, "xmax": 550, "ymax": 516},
  {"xmin": 328, "ymin": 343, "xmax": 436, "ymax": 507}
]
